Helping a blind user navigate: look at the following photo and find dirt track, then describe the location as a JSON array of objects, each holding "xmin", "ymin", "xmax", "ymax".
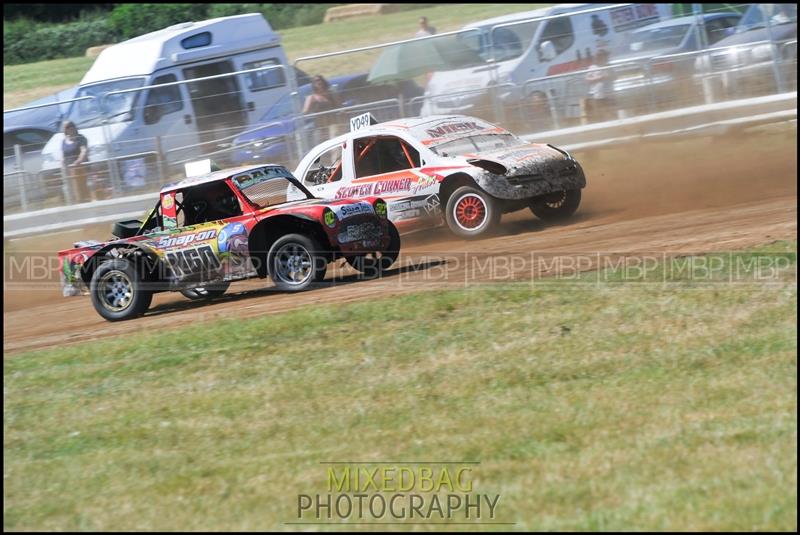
[{"xmin": 4, "ymin": 125, "xmax": 797, "ymax": 354}]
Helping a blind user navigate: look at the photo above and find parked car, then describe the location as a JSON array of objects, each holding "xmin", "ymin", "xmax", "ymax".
[
  {"xmin": 227, "ymin": 73, "xmax": 423, "ymax": 167},
  {"xmin": 59, "ymin": 163, "xmax": 399, "ymax": 321},
  {"xmin": 611, "ymin": 13, "xmax": 742, "ymax": 114},
  {"xmin": 294, "ymin": 114, "xmax": 586, "ymax": 238},
  {"xmin": 419, "ymin": 4, "xmax": 672, "ymax": 129},
  {"xmin": 4, "ymin": 86, "xmax": 78, "ymax": 211},
  {"xmin": 695, "ymin": 4, "xmax": 797, "ymax": 97},
  {"xmin": 3, "ymin": 126, "xmax": 57, "ymax": 211}
]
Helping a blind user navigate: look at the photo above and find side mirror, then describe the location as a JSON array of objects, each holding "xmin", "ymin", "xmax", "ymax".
[
  {"xmin": 144, "ymin": 105, "xmax": 161, "ymax": 125},
  {"xmin": 539, "ymin": 40, "xmax": 557, "ymax": 62}
]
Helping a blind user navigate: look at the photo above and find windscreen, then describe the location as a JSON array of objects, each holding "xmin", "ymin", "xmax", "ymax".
[
  {"xmin": 67, "ymin": 78, "xmax": 146, "ymax": 128},
  {"xmin": 232, "ymin": 166, "xmax": 311, "ymax": 208},
  {"xmin": 429, "ymin": 133, "xmax": 525, "ymax": 157},
  {"xmin": 626, "ymin": 24, "xmax": 691, "ymax": 52}
]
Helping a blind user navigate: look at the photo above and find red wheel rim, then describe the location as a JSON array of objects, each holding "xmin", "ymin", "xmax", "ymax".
[{"xmin": 455, "ymin": 194, "xmax": 487, "ymax": 229}]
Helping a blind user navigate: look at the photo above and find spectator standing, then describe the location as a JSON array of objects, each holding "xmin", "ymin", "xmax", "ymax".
[
  {"xmin": 61, "ymin": 121, "xmax": 92, "ymax": 202},
  {"xmin": 303, "ymin": 75, "xmax": 340, "ymax": 145},
  {"xmin": 416, "ymin": 16, "xmax": 436, "ymax": 37},
  {"xmin": 584, "ymin": 49, "xmax": 616, "ymax": 122}
]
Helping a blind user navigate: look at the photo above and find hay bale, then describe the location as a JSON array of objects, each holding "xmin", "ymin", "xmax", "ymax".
[{"xmin": 324, "ymin": 4, "xmax": 391, "ymax": 23}]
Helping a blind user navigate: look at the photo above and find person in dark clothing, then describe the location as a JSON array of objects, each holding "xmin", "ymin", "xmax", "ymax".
[{"xmin": 61, "ymin": 120, "xmax": 91, "ymax": 202}]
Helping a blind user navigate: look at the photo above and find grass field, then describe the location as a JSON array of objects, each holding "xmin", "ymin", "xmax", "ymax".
[
  {"xmin": 3, "ymin": 4, "xmax": 548, "ymax": 109},
  {"xmin": 4, "ymin": 241, "xmax": 797, "ymax": 531}
]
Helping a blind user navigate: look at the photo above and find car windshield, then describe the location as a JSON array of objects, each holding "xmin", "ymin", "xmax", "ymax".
[
  {"xmin": 232, "ymin": 166, "xmax": 312, "ymax": 208},
  {"xmin": 66, "ymin": 78, "xmax": 146, "ymax": 128},
  {"xmin": 626, "ymin": 24, "xmax": 690, "ymax": 52},
  {"xmin": 461, "ymin": 20, "xmax": 540, "ymax": 63},
  {"xmin": 429, "ymin": 133, "xmax": 525, "ymax": 157},
  {"xmin": 737, "ymin": 4, "xmax": 797, "ymax": 33}
]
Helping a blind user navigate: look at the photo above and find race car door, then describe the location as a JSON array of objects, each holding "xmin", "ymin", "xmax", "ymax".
[
  {"xmin": 299, "ymin": 140, "xmax": 347, "ymax": 199},
  {"xmin": 345, "ymin": 134, "xmax": 440, "ymax": 230}
]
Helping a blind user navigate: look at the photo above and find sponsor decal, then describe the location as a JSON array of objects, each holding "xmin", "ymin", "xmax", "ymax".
[
  {"xmin": 425, "ymin": 121, "xmax": 482, "ymax": 139},
  {"xmin": 162, "ymin": 193, "xmax": 174, "ymax": 210},
  {"xmin": 165, "ymin": 244, "xmax": 222, "ymax": 279},
  {"xmin": 156, "ymin": 228, "xmax": 218, "ymax": 249},
  {"xmin": 411, "ymin": 173, "xmax": 437, "ymax": 194},
  {"xmin": 334, "ymin": 202, "xmax": 374, "ymax": 220},
  {"xmin": 334, "ymin": 178, "xmax": 412, "ymax": 199},
  {"xmin": 373, "ymin": 177, "xmax": 412, "ymax": 195},
  {"xmin": 338, "ymin": 222, "xmax": 381, "ymax": 244},
  {"xmin": 373, "ymin": 200, "xmax": 387, "ymax": 218},
  {"xmin": 335, "ymin": 183, "xmax": 375, "ymax": 200},
  {"xmin": 218, "ymin": 222, "xmax": 249, "ymax": 275},
  {"xmin": 233, "ymin": 166, "xmax": 290, "ymax": 189},
  {"xmin": 324, "ymin": 210, "xmax": 336, "ymax": 228}
]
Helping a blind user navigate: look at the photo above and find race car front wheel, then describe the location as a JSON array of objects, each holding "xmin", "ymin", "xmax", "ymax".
[
  {"xmin": 89, "ymin": 258, "xmax": 153, "ymax": 321},
  {"xmin": 530, "ymin": 189, "xmax": 582, "ymax": 221},
  {"xmin": 180, "ymin": 281, "xmax": 230, "ymax": 300},
  {"xmin": 445, "ymin": 186, "xmax": 500, "ymax": 238},
  {"xmin": 346, "ymin": 221, "xmax": 401, "ymax": 276},
  {"xmin": 268, "ymin": 234, "xmax": 327, "ymax": 291}
]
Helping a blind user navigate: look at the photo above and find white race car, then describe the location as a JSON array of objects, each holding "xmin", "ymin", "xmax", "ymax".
[{"xmin": 294, "ymin": 114, "xmax": 586, "ymax": 238}]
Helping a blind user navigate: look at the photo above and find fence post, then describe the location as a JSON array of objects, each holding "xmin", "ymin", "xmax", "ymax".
[
  {"xmin": 13, "ymin": 144, "xmax": 29, "ymax": 211},
  {"xmin": 155, "ymin": 136, "xmax": 167, "ymax": 184},
  {"xmin": 764, "ymin": 9, "xmax": 786, "ymax": 94},
  {"xmin": 60, "ymin": 163, "xmax": 73, "ymax": 206}
]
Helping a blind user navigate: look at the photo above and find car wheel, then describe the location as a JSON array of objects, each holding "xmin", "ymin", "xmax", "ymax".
[
  {"xmin": 267, "ymin": 234, "xmax": 327, "ymax": 291},
  {"xmin": 530, "ymin": 189, "xmax": 581, "ymax": 221},
  {"xmin": 180, "ymin": 281, "xmax": 230, "ymax": 300},
  {"xmin": 90, "ymin": 258, "xmax": 153, "ymax": 321},
  {"xmin": 346, "ymin": 221, "xmax": 401, "ymax": 276},
  {"xmin": 445, "ymin": 186, "xmax": 500, "ymax": 238}
]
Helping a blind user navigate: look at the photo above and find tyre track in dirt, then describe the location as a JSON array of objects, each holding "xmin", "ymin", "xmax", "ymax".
[{"xmin": 4, "ymin": 127, "xmax": 797, "ymax": 354}]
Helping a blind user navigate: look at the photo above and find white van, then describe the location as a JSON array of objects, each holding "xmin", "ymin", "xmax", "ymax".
[
  {"xmin": 420, "ymin": 4, "xmax": 672, "ymax": 124},
  {"xmin": 40, "ymin": 13, "xmax": 295, "ymax": 189}
]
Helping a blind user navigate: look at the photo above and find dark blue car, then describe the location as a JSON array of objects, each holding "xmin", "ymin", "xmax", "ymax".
[{"xmin": 228, "ymin": 73, "xmax": 423, "ymax": 167}]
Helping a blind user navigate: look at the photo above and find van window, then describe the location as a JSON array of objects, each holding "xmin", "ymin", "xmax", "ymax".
[
  {"xmin": 181, "ymin": 32, "xmax": 212, "ymax": 49},
  {"xmin": 243, "ymin": 59, "xmax": 286, "ymax": 92},
  {"xmin": 538, "ymin": 16, "xmax": 574, "ymax": 58},
  {"xmin": 478, "ymin": 20, "xmax": 540, "ymax": 62},
  {"xmin": 144, "ymin": 74, "xmax": 183, "ymax": 125}
]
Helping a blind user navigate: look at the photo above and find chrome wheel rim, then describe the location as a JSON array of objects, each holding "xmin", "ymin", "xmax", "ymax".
[
  {"xmin": 274, "ymin": 243, "xmax": 313, "ymax": 285},
  {"xmin": 99, "ymin": 270, "xmax": 133, "ymax": 312}
]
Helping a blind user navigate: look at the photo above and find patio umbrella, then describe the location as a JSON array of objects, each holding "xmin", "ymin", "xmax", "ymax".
[{"xmin": 367, "ymin": 34, "xmax": 483, "ymax": 84}]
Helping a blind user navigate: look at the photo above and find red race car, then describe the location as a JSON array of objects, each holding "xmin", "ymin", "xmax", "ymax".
[{"xmin": 59, "ymin": 164, "xmax": 400, "ymax": 321}]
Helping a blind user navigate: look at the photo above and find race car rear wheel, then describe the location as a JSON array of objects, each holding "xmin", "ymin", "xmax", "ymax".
[
  {"xmin": 268, "ymin": 234, "xmax": 326, "ymax": 291},
  {"xmin": 89, "ymin": 258, "xmax": 153, "ymax": 321},
  {"xmin": 180, "ymin": 281, "xmax": 230, "ymax": 300},
  {"xmin": 530, "ymin": 188, "xmax": 581, "ymax": 221},
  {"xmin": 445, "ymin": 186, "xmax": 500, "ymax": 238},
  {"xmin": 346, "ymin": 221, "xmax": 401, "ymax": 276}
]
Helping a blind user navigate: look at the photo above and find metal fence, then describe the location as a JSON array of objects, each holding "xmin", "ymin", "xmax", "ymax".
[{"xmin": 3, "ymin": 3, "xmax": 796, "ymax": 215}]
